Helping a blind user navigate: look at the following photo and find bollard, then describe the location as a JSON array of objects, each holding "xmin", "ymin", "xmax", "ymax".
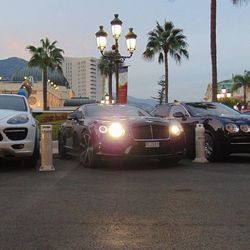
[
  {"xmin": 39, "ymin": 125, "xmax": 55, "ymax": 171},
  {"xmin": 193, "ymin": 123, "xmax": 209, "ymax": 163}
]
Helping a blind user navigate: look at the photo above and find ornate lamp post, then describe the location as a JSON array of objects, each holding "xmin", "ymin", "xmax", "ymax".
[{"xmin": 96, "ymin": 14, "xmax": 137, "ymax": 104}]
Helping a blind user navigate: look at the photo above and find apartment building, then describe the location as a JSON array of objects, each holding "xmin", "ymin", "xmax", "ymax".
[{"xmin": 62, "ymin": 57, "xmax": 101, "ymax": 101}]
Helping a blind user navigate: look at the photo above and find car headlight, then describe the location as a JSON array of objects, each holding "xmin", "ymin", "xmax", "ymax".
[
  {"xmin": 108, "ymin": 122, "xmax": 125, "ymax": 138},
  {"xmin": 225, "ymin": 123, "xmax": 239, "ymax": 133},
  {"xmin": 169, "ymin": 122, "xmax": 183, "ymax": 136},
  {"xmin": 7, "ymin": 114, "xmax": 29, "ymax": 124},
  {"xmin": 240, "ymin": 124, "xmax": 250, "ymax": 133}
]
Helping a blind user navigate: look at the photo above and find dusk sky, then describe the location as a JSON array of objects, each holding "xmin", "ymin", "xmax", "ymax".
[{"xmin": 0, "ymin": 0, "xmax": 249, "ymax": 101}]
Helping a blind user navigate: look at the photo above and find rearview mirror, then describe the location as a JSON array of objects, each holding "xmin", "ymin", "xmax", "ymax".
[
  {"xmin": 173, "ymin": 112, "xmax": 185, "ymax": 119},
  {"xmin": 67, "ymin": 113, "xmax": 77, "ymax": 120}
]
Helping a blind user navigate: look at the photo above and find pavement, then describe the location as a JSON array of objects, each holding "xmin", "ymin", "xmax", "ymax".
[{"xmin": 0, "ymin": 155, "xmax": 250, "ymax": 249}]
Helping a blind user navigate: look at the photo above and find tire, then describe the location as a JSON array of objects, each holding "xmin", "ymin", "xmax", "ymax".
[
  {"xmin": 26, "ymin": 137, "xmax": 39, "ymax": 168},
  {"xmin": 205, "ymin": 133, "xmax": 218, "ymax": 162},
  {"xmin": 79, "ymin": 131, "xmax": 98, "ymax": 168},
  {"xmin": 58, "ymin": 133, "xmax": 67, "ymax": 159}
]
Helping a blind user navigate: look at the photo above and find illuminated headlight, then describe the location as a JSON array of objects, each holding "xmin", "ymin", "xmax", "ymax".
[
  {"xmin": 99, "ymin": 125, "xmax": 108, "ymax": 134},
  {"xmin": 108, "ymin": 122, "xmax": 125, "ymax": 138},
  {"xmin": 7, "ymin": 114, "xmax": 29, "ymax": 124},
  {"xmin": 169, "ymin": 123, "xmax": 183, "ymax": 136},
  {"xmin": 240, "ymin": 124, "xmax": 250, "ymax": 133},
  {"xmin": 225, "ymin": 123, "xmax": 239, "ymax": 133}
]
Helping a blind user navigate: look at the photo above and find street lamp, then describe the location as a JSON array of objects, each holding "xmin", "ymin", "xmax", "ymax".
[
  {"xmin": 96, "ymin": 14, "xmax": 137, "ymax": 104},
  {"xmin": 217, "ymin": 85, "xmax": 232, "ymax": 99}
]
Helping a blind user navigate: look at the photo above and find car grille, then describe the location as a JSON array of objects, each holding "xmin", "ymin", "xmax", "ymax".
[
  {"xmin": 0, "ymin": 132, "xmax": 3, "ymax": 141},
  {"xmin": 4, "ymin": 128, "xmax": 28, "ymax": 140},
  {"xmin": 131, "ymin": 124, "xmax": 169, "ymax": 140}
]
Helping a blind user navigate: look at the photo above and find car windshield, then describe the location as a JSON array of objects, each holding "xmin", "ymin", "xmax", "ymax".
[
  {"xmin": 0, "ymin": 95, "xmax": 27, "ymax": 112},
  {"xmin": 85, "ymin": 105, "xmax": 151, "ymax": 118},
  {"xmin": 186, "ymin": 102, "xmax": 241, "ymax": 117}
]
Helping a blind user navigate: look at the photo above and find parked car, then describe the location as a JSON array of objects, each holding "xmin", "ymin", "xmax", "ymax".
[
  {"xmin": 58, "ymin": 103, "xmax": 186, "ymax": 168},
  {"xmin": 151, "ymin": 102, "xmax": 250, "ymax": 161},
  {"xmin": 241, "ymin": 109, "xmax": 250, "ymax": 115},
  {"xmin": 0, "ymin": 94, "xmax": 39, "ymax": 167}
]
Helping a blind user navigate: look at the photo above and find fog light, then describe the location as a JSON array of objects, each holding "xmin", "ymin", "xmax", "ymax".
[{"xmin": 12, "ymin": 144, "xmax": 24, "ymax": 149}]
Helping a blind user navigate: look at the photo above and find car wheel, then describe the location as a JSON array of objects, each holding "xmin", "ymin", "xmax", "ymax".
[
  {"xmin": 205, "ymin": 133, "xmax": 218, "ymax": 162},
  {"xmin": 26, "ymin": 137, "xmax": 39, "ymax": 168},
  {"xmin": 79, "ymin": 131, "xmax": 98, "ymax": 168},
  {"xmin": 58, "ymin": 133, "xmax": 67, "ymax": 159}
]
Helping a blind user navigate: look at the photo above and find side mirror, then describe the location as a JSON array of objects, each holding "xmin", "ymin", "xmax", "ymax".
[
  {"xmin": 173, "ymin": 112, "xmax": 186, "ymax": 120},
  {"xmin": 67, "ymin": 113, "xmax": 78, "ymax": 120}
]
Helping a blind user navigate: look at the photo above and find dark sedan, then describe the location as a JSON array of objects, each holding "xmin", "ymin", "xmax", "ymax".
[
  {"xmin": 58, "ymin": 103, "xmax": 186, "ymax": 168},
  {"xmin": 151, "ymin": 102, "xmax": 250, "ymax": 161}
]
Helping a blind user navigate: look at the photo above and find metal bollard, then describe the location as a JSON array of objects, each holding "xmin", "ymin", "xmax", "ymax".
[
  {"xmin": 193, "ymin": 123, "xmax": 209, "ymax": 163},
  {"xmin": 39, "ymin": 125, "xmax": 55, "ymax": 171}
]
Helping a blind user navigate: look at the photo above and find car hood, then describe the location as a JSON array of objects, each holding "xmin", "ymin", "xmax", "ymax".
[
  {"xmin": 215, "ymin": 114, "xmax": 250, "ymax": 124},
  {"xmin": 0, "ymin": 109, "xmax": 27, "ymax": 122}
]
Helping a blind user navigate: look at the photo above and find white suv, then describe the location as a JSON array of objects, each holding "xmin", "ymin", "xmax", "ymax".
[{"xmin": 0, "ymin": 94, "xmax": 39, "ymax": 167}]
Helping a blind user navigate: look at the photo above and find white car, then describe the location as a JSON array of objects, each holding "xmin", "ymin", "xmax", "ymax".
[{"xmin": 0, "ymin": 94, "xmax": 39, "ymax": 167}]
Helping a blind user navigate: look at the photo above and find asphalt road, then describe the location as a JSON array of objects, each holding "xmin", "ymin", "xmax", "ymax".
[{"xmin": 0, "ymin": 155, "xmax": 250, "ymax": 250}]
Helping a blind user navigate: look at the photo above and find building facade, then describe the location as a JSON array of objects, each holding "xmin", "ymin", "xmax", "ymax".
[
  {"xmin": 62, "ymin": 57, "xmax": 102, "ymax": 101},
  {"xmin": 0, "ymin": 80, "xmax": 74, "ymax": 110},
  {"xmin": 204, "ymin": 79, "xmax": 248, "ymax": 103}
]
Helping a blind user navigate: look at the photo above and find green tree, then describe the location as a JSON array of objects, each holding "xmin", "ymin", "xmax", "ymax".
[
  {"xmin": 26, "ymin": 38, "xmax": 64, "ymax": 110},
  {"xmin": 232, "ymin": 71, "xmax": 250, "ymax": 106},
  {"xmin": 152, "ymin": 77, "xmax": 165, "ymax": 105},
  {"xmin": 98, "ymin": 51, "xmax": 115, "ymax": 103},
  {"xmin": 98, "ymin": 51, "xmax": 124, "ymax": 103},
  {"xmin": 143, "ymin": 21, "xmax": 189, "ymax": 103},
  {"xmin": 210, "ymin": 0, "xmax": 247, "ymax": 102}
]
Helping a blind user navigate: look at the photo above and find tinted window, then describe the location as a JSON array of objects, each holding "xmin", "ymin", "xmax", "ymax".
[
  {"xmin": 0, "ymin": 95, "xmax": 27, "ymax": 111},
  {"xmin": 152, "ymin": 105, "xmax": 170, "ymax": 117},
  {"xmin": 186, "ymin": 102, "xmax": 241, "ymax": 116},
  {"xmin": 85, "ymin": 105, "xmax": 151, "ymax": 118},
  {"xmin": 169, "ymin": 105, "xmax": 187, "ymax": 117}
]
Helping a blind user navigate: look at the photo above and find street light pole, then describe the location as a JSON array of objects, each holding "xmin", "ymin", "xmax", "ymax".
[{"xmin": 96, "ymin": 14, "xmax": 137, "ymax": 104}]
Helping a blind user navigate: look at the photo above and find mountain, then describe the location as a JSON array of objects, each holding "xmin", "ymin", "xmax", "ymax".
[{"xmin": 0, "ymin": 57, "xmax": 28, "ymax": 80}]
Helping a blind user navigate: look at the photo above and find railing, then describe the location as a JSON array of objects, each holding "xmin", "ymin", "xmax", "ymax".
[{"xmin": 33, "ymin": 110, "xmax": 72, "ymax": 141}]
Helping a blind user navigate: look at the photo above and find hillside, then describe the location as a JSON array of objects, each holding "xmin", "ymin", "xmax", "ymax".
[{"xmin": 0, "ymin": 57, "xmax": 28, "ymax": 80}]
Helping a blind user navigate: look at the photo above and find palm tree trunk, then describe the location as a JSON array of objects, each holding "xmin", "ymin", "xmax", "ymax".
[
  {"xmin": 243, "ymin": 84, "xmax": 247, "ymax": 107},
  {"xmin": 211, "ymin": 0, "xmax": 218, "ymax": 102},
  {"xmin": 43, "ymin": 69, "xmax": 48, "ymax": 110},
  {"xmin": 108, "ymin": 70, "xmax": 113, "ymax": 103},
  {"xmin": 164, "ymin": 51, "xmax": 169, "ymax": 104},
  {"xmin": 101, "ymin": 75, "xmax": 105, "ymax": 98}
]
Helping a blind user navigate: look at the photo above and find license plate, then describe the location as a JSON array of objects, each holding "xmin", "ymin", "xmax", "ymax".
[{"xmin": 145, "ymin": 141, "xmax": 160, "ymax": 148}]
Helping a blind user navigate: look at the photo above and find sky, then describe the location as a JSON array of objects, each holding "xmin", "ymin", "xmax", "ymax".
[{"xmin": 0, "ymin": 0, "xmax": 249, "ymax": 101}]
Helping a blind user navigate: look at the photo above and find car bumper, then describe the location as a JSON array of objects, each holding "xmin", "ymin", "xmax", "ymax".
[
  {"xmin": 95, "ymin": 137, "xmax": 186, "ymax": 160},
  {"xmin": 0, "ymin": 126, "xmax": 36, "ymax": 159},
  {"xmin": 223, "ymin": 135, "xmax": 250, "ymax": 154}
]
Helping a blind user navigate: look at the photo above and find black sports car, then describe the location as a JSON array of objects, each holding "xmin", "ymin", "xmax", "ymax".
[
  {"xmin": 151, "ymin": 102, "xmax": 250, "ymax": 161},
  {"xmin": 58, "ymin": 103, "xmax": 186, "ymax": 168}
]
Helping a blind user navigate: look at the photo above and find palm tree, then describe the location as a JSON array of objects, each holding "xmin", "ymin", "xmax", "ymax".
[
  {"xmin": 210, "ymin": 0, "xmax": 247, "ymax": 102},
  {"xmin": 98, "ymin": 51, "xmax": 121, "ymax": 103},
  {"xmin": 232, "ymin": 71, "xmax": 250, "ymax": 107},
  {"xmin": 26, "ymin": 38, "xmax": 64, "ymax": 110},
  {"xmin": 143, "ymin": 21, "xmax": 189, "ymax": 103}
]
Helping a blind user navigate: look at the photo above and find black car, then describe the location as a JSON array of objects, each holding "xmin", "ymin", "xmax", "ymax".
[
  {"xmin": 58, "ymin": 103, "xmax": 186, "ymax": 168},
  {"xmin": 151, "ymin": 102, "xmax": 250, "ymax": 161}
]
